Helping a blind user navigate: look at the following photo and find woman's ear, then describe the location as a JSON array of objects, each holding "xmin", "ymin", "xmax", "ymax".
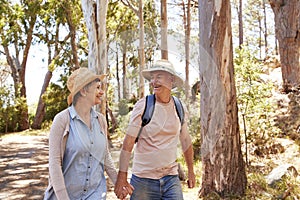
[{"xmin": 80, "ymin": 88, "xmax": 87, "ymax": 97}]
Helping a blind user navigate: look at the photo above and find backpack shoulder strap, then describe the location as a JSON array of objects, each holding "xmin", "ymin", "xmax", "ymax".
[
  {"xmin": 141, "ymin": 94, "xmax": 156, "ymax": 126},
  {"xmin": 172, "ymin": 96, "xmax": 184, "ymax": 126},
  {"xmin": 135, "ymin": 94, "xmax": 156, "ymax": 143}
]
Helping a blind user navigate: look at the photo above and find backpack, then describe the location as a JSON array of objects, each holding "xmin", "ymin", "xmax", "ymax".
[{"xmin": 135, "ymin": 94, "xmax": 184, "ymax": 143}]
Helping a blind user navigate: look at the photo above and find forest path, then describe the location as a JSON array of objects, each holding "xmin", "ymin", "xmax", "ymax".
[{"xmin": 0, "ymin": 132, "xmax": 199, "ymax": 200}]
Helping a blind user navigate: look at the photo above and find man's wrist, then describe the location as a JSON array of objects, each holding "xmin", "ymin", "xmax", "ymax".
[{"xmin": 118, "ymin": 170, "xmax": 128, "ymax": 177}]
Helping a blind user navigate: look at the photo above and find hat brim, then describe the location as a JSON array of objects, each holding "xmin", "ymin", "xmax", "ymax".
[{"xmin": 141, "ymin": 69, "xmax": 184, "ymax": 89}]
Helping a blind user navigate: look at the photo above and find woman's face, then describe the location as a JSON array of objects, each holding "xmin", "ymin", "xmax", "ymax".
[
  {"xmin": 150, "ymin": 70, "xmax": 173, "ymax": 95},
  {"xmin": 85, "ymin": 81, "xmax": 104, "ymax": 105}
]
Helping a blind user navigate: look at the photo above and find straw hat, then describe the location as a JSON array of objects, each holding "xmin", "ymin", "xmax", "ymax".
[
  {"xmin": 141, "ymin": 59, "xmax": 184, "ymax": 88},
  {"xmin": 67, "ymin": 67, "xmax": 106, "ymax": 105}
]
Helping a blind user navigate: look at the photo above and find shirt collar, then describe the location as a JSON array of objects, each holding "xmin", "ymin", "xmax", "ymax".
[{"xmin": 68, "ymin": 105, "xmax": 98, "ymax": 120}]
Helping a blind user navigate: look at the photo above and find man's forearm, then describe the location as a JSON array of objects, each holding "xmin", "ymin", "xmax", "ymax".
[
  {"xmin": 183, "ymin": 144, "xmax": 194, "ymax": 171},
  {"xmin": 119, "ymin": 134, "xmax": 135, "ymax": 172}
]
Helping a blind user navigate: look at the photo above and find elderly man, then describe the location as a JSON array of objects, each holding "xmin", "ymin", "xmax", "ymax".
[{"xmin": 115, "ymin": 59, "xmax": 195, "ymax": 200}]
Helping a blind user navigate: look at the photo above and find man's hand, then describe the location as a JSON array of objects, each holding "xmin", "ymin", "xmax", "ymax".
[
  {"xmin": 114, "ymin": 171, "xmax": 134, "ymax": 199},
  {"xmin": 187, "ymin": 170, "xmax": 196, "ymax": 188}
]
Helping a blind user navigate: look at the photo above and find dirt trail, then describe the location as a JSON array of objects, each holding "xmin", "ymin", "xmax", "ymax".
[
  {"xmin": 0, "ymin": 132, "xmax": 198, "ymax": 200},
  {"xmin": 0, "ymin": 133, "xmax": 49, "ymax": 200}
]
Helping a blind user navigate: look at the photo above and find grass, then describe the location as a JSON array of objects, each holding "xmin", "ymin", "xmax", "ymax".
[{"xmin": 177, "ymin": 151, "xmax": 300, "ymax": 200}]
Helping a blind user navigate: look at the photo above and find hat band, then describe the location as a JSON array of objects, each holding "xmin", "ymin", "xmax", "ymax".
[{"xmin": 152, "ymin": 65, "xmax": 176, "ymax": 75}]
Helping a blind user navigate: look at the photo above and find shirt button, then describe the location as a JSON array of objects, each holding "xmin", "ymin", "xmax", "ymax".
[
  {"xmin": 91, "ymin": 142, "xmax": 93, "ymax": 144},
  {"xmin": 90, "ymin": 154, "xmax": 92, "ymax": 157},
  {"xmin": 86, "ymin": 179, "xmax": 89, "ymax": 181}
]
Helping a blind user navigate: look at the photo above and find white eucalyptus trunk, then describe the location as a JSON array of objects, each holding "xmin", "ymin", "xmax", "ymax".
[
  {"xmin": 138, "ymin": 0, "xmax": 145, "ymax": 98},
  {"xmin": 198, "ymin": 0, "xmax": 247, "ymax": 197},
  {"xmin": 81, "ymin": 0, "xmax": 99, "ymax": 73},
  {"xmin": 161, "ymin": 0, "xmax": 168, "ymax": 59},
  {"xmin": 81, "ymin": 0, "xmax": 108, "ymax": 114},
  {"xmin": 97, "ymin": 0, "xmax": 108, "ymax": 75}
]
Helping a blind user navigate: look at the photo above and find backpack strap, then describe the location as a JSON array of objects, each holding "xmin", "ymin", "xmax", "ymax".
[
  {"xmin": 135, "ymin": 95, "xmax": 184, "ymax": 143},
  {"xmin": 172, "ymin": 96, "xmax": 184, "ymax": 126},
  {"xmin": 141, "ymin": 94, "xmax": 156, "ymax": 126},
  {"xmin": 135, "ymin": 95, "xmax": 156, "ymax": 143}
]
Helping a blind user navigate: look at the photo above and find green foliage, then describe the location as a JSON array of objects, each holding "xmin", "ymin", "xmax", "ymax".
[
  {"xmin": 14, "ymin": 95, "xmax": 29, "ymax": 130},
  {"xmin": 246, "ymin": 171, "xmax": 300, "ymax": 199},
  {"xmin": 42, "ymin": 75, "xmax": 69, "ymax": 124},
  {"xmin": 0, "ymin": 85, "xmax": 16, "ymax": 133},
  {"xmin": 0, "ymin": 83, "xmax": 32, "ymax": 133},
  {"xmin": 118, "ymin": 98, "xmax": 130, "ymax": 116},
  {"xmin": 114, "ymin": 111, "xmax": 131, "ymax": 139},
  {"xmin": 234, "ymin": 46, "xmax": 280, "ymax": 144},
  {"xmin": 188, "ymin": 94, "xmax": 201, "ymax": 161},
  {"xmin": 270, "ymin": 174, "xmax": 300, "ymax": 199},
  {"xmin": 143, "ymin": 0, "xmax": 160, "ymax": 62}
]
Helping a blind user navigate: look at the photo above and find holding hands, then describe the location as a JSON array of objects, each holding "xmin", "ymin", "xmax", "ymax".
[{"xmin": 114, "ymin": 171, "xmax": 134, "ymax": 199}]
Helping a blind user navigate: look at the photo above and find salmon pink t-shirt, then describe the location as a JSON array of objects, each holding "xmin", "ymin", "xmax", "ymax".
[{"xmin": 126, "ymin": 97, "xmax": 191, "ymax": 179}]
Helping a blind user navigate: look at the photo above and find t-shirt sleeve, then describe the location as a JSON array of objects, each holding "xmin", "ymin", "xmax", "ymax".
[
  {"xmin": 126, "ymin": 98, "xmax": 146, "ymax": 137},
  {"xmin": 179, "ymin": 102, "xmax": 192, "ymax": 152}
]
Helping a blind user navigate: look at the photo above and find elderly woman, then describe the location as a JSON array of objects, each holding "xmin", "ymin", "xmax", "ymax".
[{"xmin": 43, "ymin": 68, "xmax": 132, "ymax": 200}]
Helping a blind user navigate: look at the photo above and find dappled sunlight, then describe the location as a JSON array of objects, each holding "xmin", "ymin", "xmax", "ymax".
[{"xmin": 0, "ymin": 133, "xmax": 49, "ymax": 200}]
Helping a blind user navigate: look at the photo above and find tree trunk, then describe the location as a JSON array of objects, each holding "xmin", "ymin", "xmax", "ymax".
[
  {"xmin": 116, "ymin": 48, "xmax": 121, "ymax": 101},
  {"xmin": 269, "ymin": 0, "xmax": 300, "ymax": 92},
  {"xmin": 81, "ymin": 0, "xmax": 108, "ymax": 114},
  {"xmin": 138, "ymin": 0, "xmax": 145, "ymax": 99},
  {"xmin": 65, "ymin": 0, "xmax": 80, "ymax": 69},
  {"xmin": 33, "ymin": 0, "xmax": 79, "ymax": 129},
  {"xmin": 198, "ymin": 0, "xmax": 247, "ymax": 198},
  {"xmin": 161, "ymin": 0, "xmax": 168, "ymax": 59},
  {"xmin": 263, "ymin": 0, "xmax": 268, "ymax": 56},
  {"xmin": 17, "ymin": 14, "xmax": 36, "ymax": 130},
  {"xmin": 3, "ymin": 46, "xmax": 19, "ymax": 97},
  {"xmin": 238, "ymin": 0, "xmax": 243, "ymax": 48},
  {"xmin": 259, "ymin": 17, "xmax": 262, "ymax": 59},
  {"xmin": 81, "ymin": 0, "xmax": 99, "ymax": 72},
  {"xmin": 182, "ymin": 0, "xmax": 191, "ymax": 101},
  {"xmin": 122, "ymin": 52, "xmax": 128, "ymax": 99},
  {"xmin": 4, "ymin": 15, "xmax": 36, "ymax": 131},
  {"xmin": 97, "ymin": 0, "xmax": 108, "ymax": 114},
  {"xmin": 32, "ymin": 71, "xmax": 52, "ymax": 129}
]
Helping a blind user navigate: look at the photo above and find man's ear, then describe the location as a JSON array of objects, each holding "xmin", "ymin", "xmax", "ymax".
[{"xmin": 171, "ymin": 75, "xmax": 175, "ymax": 84}]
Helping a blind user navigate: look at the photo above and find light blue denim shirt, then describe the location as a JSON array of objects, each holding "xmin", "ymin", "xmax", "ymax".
[{"xmin": 62, "ymin": 106, "xmax": 107, "ymax": 200}]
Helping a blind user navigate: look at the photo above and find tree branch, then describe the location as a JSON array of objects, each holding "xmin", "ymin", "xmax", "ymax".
[{"xmin": 120, "ymin": 0, "xmax": 138, "ymax": 15}]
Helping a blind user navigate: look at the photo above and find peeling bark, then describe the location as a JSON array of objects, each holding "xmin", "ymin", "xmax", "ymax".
[
  {"xmin": 81, "ymin": 0, "xmax": 108, "ymax": 114},
  {"xmin": 198, "ymin": 0, "xmax": 247, "ymax": 197},
  {"xmin": 269, "ymin": 0, "xmax": 300, "ymax": 92}
]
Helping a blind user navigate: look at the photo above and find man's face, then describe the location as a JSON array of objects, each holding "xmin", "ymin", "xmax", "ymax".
[{"xmin": 150, "ymin": 70, "xmax": 173, "ymax": 94}]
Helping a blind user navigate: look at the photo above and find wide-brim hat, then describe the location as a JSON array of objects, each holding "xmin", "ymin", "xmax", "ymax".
[
  {"xmin": 67, "ymin": 67, "xmax": 106, "ymax": 105},
  {"xmin": 141, "ymin": 59, "xmax": 184, "ymax": 88}
]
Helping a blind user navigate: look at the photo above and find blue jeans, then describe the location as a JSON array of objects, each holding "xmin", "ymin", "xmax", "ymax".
[{"xmin": 130, "ymin": 174, "xmax": 183, "ymax": 200}]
